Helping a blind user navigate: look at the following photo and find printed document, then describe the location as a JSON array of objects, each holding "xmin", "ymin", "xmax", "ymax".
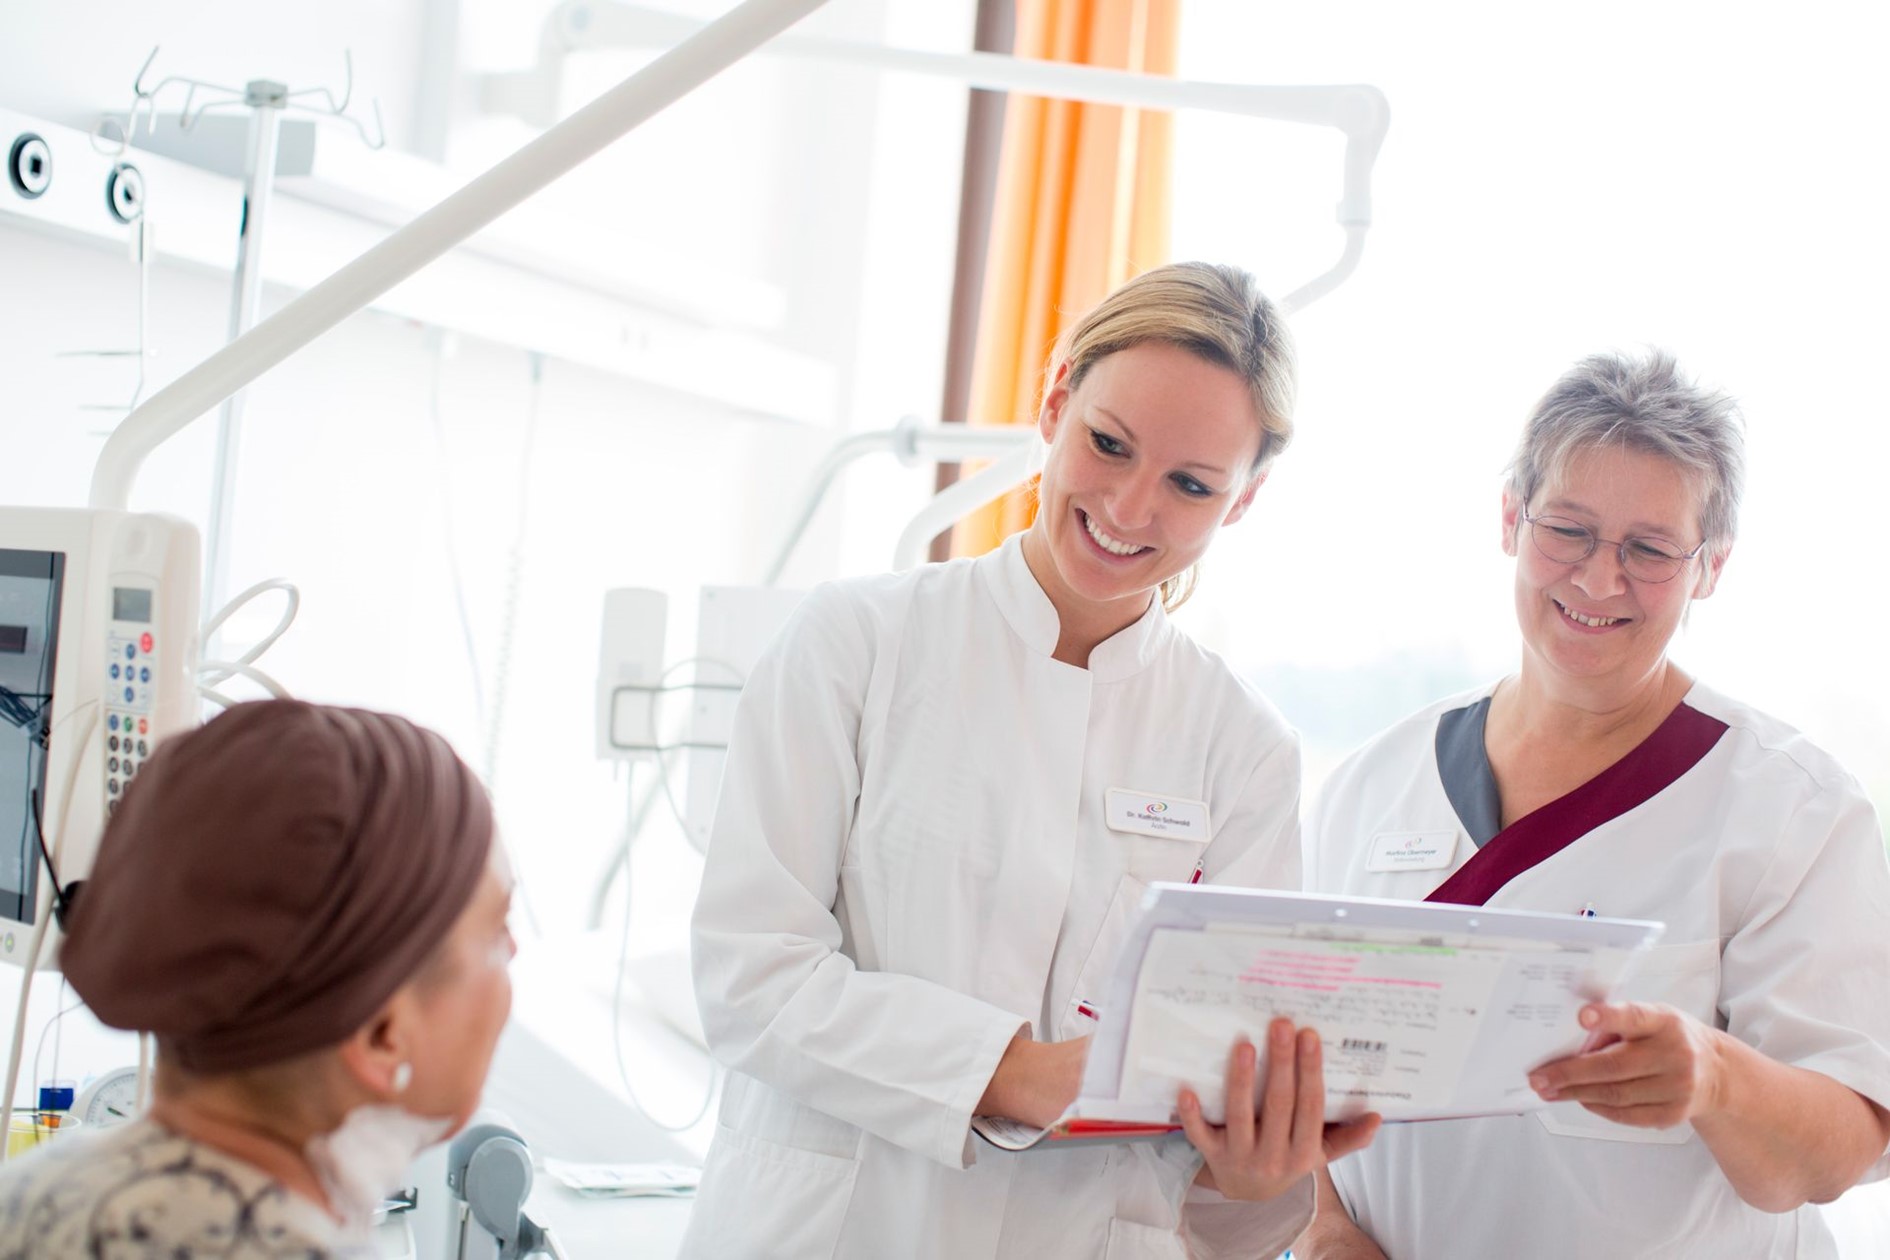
[{"xmin": 1077, "ymin": 886, "xmax": 1662, "ymax": 1129}]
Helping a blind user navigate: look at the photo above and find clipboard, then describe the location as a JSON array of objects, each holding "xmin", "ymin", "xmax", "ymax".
[
  {"xmin": 1089, "ymin": 885, "xmax": 1664, "ymax": 1125},
  {"xmin": 976, "ymin": 885, "xmax": 1663, "ymax": 1149}
]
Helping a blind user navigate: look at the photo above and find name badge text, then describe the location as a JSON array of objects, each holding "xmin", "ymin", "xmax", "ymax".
[
  {"xmin": 1366, "ymin": 830, "xmax": 1459, "ymax": 873},
  {"xmin": 1106, "ymin": 788, "xmax": 1211, "ymax": 841}
]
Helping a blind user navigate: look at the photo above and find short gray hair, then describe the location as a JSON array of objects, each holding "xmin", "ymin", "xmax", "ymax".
[{"xmin": 1504, "ymin": 350, "xmax": 1745, "ymax": 550}]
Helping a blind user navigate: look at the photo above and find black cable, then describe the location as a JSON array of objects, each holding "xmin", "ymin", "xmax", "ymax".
[
  {"xmin": 0, "ymin": 685, "xmax": 50, "ymax": 734},
  {"xmin": 28, "ymin": 788, "xmax": 77, "ymax": 930}
]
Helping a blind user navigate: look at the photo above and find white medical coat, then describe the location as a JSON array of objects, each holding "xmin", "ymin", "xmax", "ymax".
[
  {"xmin": 1304, "ymin": 679, "xmax": 1890, "ymax": 1259},
  {"xmin": 684, "ymin": 536, "xmax": 1312, "ymax": 1260}
]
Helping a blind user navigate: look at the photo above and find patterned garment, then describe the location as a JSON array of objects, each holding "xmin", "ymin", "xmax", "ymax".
[{"xmin": 0, "ymin": 1117, "xmax": 369, "ymax": 1259}]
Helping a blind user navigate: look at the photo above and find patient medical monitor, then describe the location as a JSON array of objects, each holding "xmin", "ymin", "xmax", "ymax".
[{"xmin": 0, "ymin": 507, "xmax": 199, "ymax": 968}]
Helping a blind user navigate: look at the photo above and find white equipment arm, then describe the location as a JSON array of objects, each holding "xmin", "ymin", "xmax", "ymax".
[
  {"xmin": 764, "ymin": 417, "xmax": 1034, "ymax": 584},
  {"xmin": 486, "ymin": 1, "xmax": 1390, "ymax": 313},
  {"xmin": 496, "ymin": 4, "xmax": 1388, "ymax": 572},
  {"xmin": 87, "ymin": 0, "xmax": 829, "ymax": 512}
]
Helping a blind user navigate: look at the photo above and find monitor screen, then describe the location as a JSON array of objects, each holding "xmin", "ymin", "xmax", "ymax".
[{"xmin": 0, "ymin": 549, "xmax": 64, "ymax": 925}]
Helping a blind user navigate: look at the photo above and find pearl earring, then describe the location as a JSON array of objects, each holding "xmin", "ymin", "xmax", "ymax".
[{"xmin": 392, "ymin": 1062, "xmax": 413, "ymax": 1094}]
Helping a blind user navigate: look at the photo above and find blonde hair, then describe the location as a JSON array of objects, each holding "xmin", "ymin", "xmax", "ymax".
[{"xmin": 1047, "ymin": 262, "xmax": 1297, "ymax": 611}]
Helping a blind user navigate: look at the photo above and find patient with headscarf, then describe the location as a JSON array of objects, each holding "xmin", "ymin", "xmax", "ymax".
[{"xmin": 0, "ymin": 700, "xmax": 514, "ymax": 1258}]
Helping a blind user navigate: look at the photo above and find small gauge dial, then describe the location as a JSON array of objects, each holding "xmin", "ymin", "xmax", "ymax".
[{"xmin": 74, "ymin": 1067, "xmax": 140, "ymax": 1128}]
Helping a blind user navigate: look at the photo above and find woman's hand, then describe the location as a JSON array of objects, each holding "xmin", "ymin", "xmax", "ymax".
[
  {"xmin": 1529, "ymin": 1001, "xmax": 1723, "ymax": 1127},
  {"xmin": 1177, "ymin": 1018, "xmax": 1381, "ymax": 1202},
  {"xmin": 1530, "ymin": 999, "xmax": 1890, "ymax": 1209},
  {"xmin": 977, "ymin": 1033, "xmax": 1090, "ymax": 1129}
]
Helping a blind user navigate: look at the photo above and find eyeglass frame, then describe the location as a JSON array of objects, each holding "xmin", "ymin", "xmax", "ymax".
[{"xmin": 1518, "ymin": 506, "xmax": 1708, "ymax": 585}]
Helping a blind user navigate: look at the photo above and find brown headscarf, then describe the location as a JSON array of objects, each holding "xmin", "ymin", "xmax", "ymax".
[{"xmin": 59, "ymin": 700, "xmax": 494, "ymax": 1074}]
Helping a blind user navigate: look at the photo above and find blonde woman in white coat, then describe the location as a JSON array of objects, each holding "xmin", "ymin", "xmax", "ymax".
[{"xmin": 684, "ymin": 262, "xmax": 1379, "ymax": 1260}]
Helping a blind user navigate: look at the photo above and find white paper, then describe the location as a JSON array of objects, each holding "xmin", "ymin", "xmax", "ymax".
[
  {"xmin": 1121, "ymin": 926, "xmax": 1512, "ymax": 1121},
  {"xmin": 1077, "ymin": 887, "xmax": 1662, "ymax": 1127},
  {"xmin": 542, "ymin": 1158, "xmax": 701, "ymax": 1198}
]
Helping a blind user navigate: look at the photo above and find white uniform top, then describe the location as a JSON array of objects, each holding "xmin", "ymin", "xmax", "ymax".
[
  {"xmin": 684, "ymin": 536, "xmax": 1311, "ymax": 1260},
  {"xmin": 1304, "ymin": 679, "xmax": 1890, "ymax": 1259}
]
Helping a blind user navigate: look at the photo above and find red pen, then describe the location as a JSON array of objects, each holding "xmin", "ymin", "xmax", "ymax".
[
  {"xmin": 1075, "ymin": 999, "xmax": 1101, "ymax": 1021},
  {"xmin": 1189, "ymin": 858, "xmax": 1205, "ymax": 885}
]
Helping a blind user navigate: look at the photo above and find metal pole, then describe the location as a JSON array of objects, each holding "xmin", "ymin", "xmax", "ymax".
[
  {"xmin": 89, "ymin": 0, "xmax": 830, "ymax": 511},
  {"xmin": 202, "ymin": 81, "xmax": 286, "ymax": 634}
]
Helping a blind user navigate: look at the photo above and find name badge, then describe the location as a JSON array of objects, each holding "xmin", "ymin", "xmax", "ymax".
[
  {"xmin": 1106, "ymin": 788, "xmax": 1211, "ymax": 841},
  {"xmin": 1366, "ymin": 830, "xmax": 1458, "ymax": 873}
]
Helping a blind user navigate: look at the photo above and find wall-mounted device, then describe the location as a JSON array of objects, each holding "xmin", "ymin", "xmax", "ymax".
[
  {"xmin": 680, "ymin": 584, "xmax": 804, "ymax": 852},
  {"xmin": 0, "ymin": 507, "xmax": 200, "ymax": 969},
  {"xmin": 594, "ymin": 587, "xmax": 667, "ymax": 761},
  {"xmin": 6, "ymin": 133, "xmax": 51, "ymax": 200}
]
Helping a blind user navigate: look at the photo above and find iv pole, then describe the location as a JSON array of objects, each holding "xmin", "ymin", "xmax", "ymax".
[
  {"xmin": 103, "ymin": 51, "xmax": 388, "ymax": 630},
  {"xmin": 88, "ymin": 0, "xmax": 833, "ymax": 513},
  {"xmin": 204, "ymin": 81, "xmax": 283, "ymax": 634}
]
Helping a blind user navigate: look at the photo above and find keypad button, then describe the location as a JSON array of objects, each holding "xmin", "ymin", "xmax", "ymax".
[
  {"xmin": 108, "ymin": 757, "xmax": 119, "ymax": 773},
  {"xmin": 123, "ymin": 686, "xmax": 135, "ymax": 703},
  {"xmin": 109, "ymin": 736, "xmax": 120, "ymax": 752},
  {"xmin": 140, "ymin": 632, "xmax": 153, "ymax": 653},
  {"xmin": 137, "ymin": 740, "xmax": 149, "ymax": 756},
  {"xmin": 110, "ymin": 664, "xmax": 121, "ymax": 681},
  {"xmin": 139, "ymin": 667, "xmax": 150, "ymax": 683},
  {"xmin": 125, "ymin": 644, "xmax": 136, "ymax": 661},
  {"xmin": 108, "ymin": 778, "xmax": 119, "ymax": 794},
  {"xmin": 138, "ymin": 718, "xmax": 148, "ymax": 735},
  {"xmin": 108, "ymin": 715, "xmax": 119, "ymax": 732}
]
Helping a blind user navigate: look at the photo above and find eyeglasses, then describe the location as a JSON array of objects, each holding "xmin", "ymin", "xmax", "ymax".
[{"xmin": 1520, "ymin": 508, "xmax": 1705, "ymax": 584}]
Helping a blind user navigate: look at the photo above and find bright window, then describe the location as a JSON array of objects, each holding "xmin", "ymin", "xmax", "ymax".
[{"xmin": 1168, "ymin": 1, "xmax": 1890, "ymax": 820}]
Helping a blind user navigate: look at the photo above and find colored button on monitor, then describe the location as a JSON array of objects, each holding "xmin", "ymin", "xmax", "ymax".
[
  {"xmin": 137, "ymin": 718, "xmax": 148, "ymax": 735},
  {"xmin": 140, "ymin": 632, "xmax": 153, "ymax": 653}
]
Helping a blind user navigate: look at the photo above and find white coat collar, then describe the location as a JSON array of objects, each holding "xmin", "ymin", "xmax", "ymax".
[{"xmin": 978, "ymin": 532, "xmax": 1173, "ymax": 682}]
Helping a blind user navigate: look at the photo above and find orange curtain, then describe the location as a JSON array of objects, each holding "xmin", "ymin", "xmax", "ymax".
[{"xmin": 948, "ymin": 0, "xmax": 1180, "ymax": 558}]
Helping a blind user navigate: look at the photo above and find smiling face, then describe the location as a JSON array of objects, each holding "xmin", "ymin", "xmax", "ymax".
[
  {"xmin": 1503, "ymin": 443, "xmax": 1726, "ymax": 699},
  {"xmin": 1022, "ymin": 340, "xmax": 1265, "ymax": 643}
]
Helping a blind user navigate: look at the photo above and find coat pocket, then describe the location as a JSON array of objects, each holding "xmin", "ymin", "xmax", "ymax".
[
  {"xmin": 681, "ymin": 1073, "xmax": 863, "ymax": 1258},
  {"xmin": 1103, "ymin": 1217, "xmax": 1188, "ymax": 1260},
  {"xmin": 682, "ymin": 1124, "xmax": 861, "ymax": 1259},
  {"xmin": 1534, "ymin": 938, "xmax": 1721, "ymax": 1145}
]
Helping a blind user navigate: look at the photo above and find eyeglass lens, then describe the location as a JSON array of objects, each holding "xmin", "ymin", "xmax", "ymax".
[{"xmin": 1528, "ymin": 516, "xmax": 1688, "ymax": 583}]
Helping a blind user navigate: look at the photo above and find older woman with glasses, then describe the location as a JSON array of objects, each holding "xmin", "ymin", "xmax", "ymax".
[{"xmin": 1295, "ymin": 351, "xmax": 1890, "ymax": 1258}]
